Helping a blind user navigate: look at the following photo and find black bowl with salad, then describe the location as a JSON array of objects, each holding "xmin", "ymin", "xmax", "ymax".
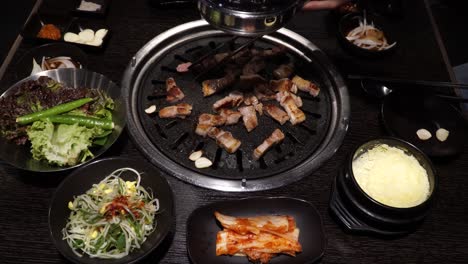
[{"xmin": 0, "ymin": 68, "xmax": 125, "ymax": 172}]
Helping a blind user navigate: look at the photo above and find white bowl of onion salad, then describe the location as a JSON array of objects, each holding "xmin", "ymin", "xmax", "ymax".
[{"xmin": 49, "ymin": 157, "xmax": 174, "ymax": 264}]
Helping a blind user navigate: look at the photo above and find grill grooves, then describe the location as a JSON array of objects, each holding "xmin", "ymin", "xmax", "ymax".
[{"xmin": 137, "ymin": 36, "xmax": 332, "ymax": 180}]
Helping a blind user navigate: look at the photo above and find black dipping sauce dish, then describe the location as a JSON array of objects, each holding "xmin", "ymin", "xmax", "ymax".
[
  {"xmin": 337, "ymin": 12, "xmax": 397, "ymax": 58},
  {"xmin": 330, "ymin": 138, "xmax": 437, "ymax": 236}
]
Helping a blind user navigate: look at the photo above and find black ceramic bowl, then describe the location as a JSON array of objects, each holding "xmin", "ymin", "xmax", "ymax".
[
  {"xmin": 49, "ymin": 157, "xmax": 174, "ymax": 264},
  {"xmin": 330, "ymin": 138, "xmax": 437, "ymax": 235},
  {"xmin": 14, "ymin": 43, "xmax": 88, "ymax": 80},
  {"xmin": 338, "ymin": 12, "xmax": 397, "ymax": 57}
]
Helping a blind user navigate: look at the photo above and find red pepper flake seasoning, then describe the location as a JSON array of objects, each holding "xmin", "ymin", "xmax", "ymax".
[{"xmin": 103, "ymin": 195, "xmax": 145, "ymax": 220}]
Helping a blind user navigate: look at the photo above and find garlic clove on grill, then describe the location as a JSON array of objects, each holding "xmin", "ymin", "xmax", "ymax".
[
  {"xmin": 195, "ymin": 157, "xmax": 212, "ymax": 168},
  {"xmin": 145, "ymin": 105, "xmax": 157, "ymax": 114},
  {"xmin": 189, "ymin": 150, "xmax": 203, "ymax": 161}
]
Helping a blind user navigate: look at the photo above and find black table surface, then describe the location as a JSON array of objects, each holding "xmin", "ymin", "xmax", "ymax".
[{"xmin": 1, "ymin": 0, "xmax": 468, "ymax": 263}]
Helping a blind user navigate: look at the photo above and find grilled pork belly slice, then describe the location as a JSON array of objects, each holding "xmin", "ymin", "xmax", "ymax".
[
  {"xmin": 243, "ymin": 56, "xmax": 266, "ymax": 75},
  {"xmin": 251, "ymin": 46, "xmax": 286, "ymax": 58},
  {"xmin": 195, "ymin": 124, "xmax": 212, "ymax": 137},
  {"xmin": 270, "ymin": 79, "xmax": 297, "ymax": 94},
  {"xmin": 219, "ymin": 109, "xmax": 242, "ymax": 125},
  {"xmin": 239, "ymin": 74, "xmax": 267, "ymax": 89},
  {"xmin": 198, "ymin": 113, "xmax": 226, "ymax": 126},
  {"xmin": 239, "ymin": 105, "xmax": 258, "ymax": 132},
  {"xmin": 165, "ymin": 77, "xmax": 185, "ymax": 103},
  {"xmin": 264, "ymin": 104, "xmax": 289, "ymax": 125},
  {"xmin": 244, "ymin": 94, "xmax": 263, "ymax": 115},
  {"xmin": 276, "ymin": 91, "xmax": 306, "ymax": 125},
  {"xmin": 213, "ymin": 92, "xmax": 244, "ymax": 112},
  {"xmin": 292, "ymin": 75, "xmax": 320, "ymax": 97},
  {"xmin": 207, "ymin": 127, "xmax": 241, "ymax": 153},
  {"xmin": 158, "ymin": 103, "xmax": 192, "ymax": 119},
  {"xmin": 254, "ymin": 83, "xmax": 277, "ymax": 101},
  {"xmin": 253, "ymin": 129, "xmax": 285, "ymax": 160},
  {"xmin": 202, "ymin": 72, "xmax": 238, "ymax": 97},
  {"xmin": 273, "ymin": 63, "xmax": 295, "ymax": 79}
]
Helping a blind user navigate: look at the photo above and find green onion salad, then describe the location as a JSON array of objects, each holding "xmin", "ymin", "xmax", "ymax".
[{"xmin": 62, "ymin": 168, "xmax": 159, "ymax": 259}]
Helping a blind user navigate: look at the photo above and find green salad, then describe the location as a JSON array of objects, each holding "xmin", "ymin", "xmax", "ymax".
[
  {"xmin": 0, "ymin": 76, "xmax": 114, "ymax": 166},
  {"xmin": 63, "ymin": 168, "xmax": 159, "ymax": 259}
]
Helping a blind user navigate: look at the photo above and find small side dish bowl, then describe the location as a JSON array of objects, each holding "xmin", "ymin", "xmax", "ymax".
[
  {"xmin": 330, "ymin": 138, "xmax": 437, "ymax": 235},
  {"xmin": 49, "ymin": 157, "xmax": 174, "ymax": 264},
  {"xmin": 0, "ymin": 68, "xmax": 126, "ymax": 172},
  {"xmin": 14, "ymin": 43, "xmax": 88, "ymax": 80},
  {"xmin": 338, "ymin": 12, "xmax": 397, "ymax": 57},
  {"xmin": 21, "ymin": 13, "xmax": 72, "ymax": 44}
]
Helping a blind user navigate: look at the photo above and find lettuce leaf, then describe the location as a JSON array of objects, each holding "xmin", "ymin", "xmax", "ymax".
[{"xmin": 26, "ymin": 120, "xmax": 104, "ymax": 166}]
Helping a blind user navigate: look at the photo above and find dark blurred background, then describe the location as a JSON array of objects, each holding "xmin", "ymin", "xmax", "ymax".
[{"xmin": 1, "ymin": 0, "xmax": 468, "ymax": 84}]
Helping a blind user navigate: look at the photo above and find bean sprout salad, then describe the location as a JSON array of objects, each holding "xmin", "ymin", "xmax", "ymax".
[{"xmin": 62, "ymin": 167, "xmax": 159, "ymax": 259}]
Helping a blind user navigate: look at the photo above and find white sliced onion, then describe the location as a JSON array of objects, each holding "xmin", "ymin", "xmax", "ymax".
[{"xmin": 31, "ymin": 58, "xmax": 43, "ymax": 75}]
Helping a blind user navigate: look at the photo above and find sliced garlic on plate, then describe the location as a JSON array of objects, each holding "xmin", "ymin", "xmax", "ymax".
[
  {"xmin": 79, "ymin": 29, "xmax": 95, "ymax": 42},
  {"xmin": 64, "ymin": 32, "xmax": 79, "ymax": 42},
  {"xmin": 95, "ymin": 28, "xmax": 108, "ymax": 40}
]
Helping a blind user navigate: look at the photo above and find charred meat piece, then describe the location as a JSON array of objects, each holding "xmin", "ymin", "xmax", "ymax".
[
  {"xmin": 254, "ymin": 83, "xmax": 277, "ymax": 101},
  {"xmin": 290, "ymin": 93, "xmax": 303, "ymax": 108},
  {"xmin": 253, "ymin": 129, "xmax": 285, "ymax": 160},
  {"xmin": 273, "ymin": 63, "xmax": 295, "ymax": 79},
  {"xmin": 243, "ymin": 56, "xmax": 266, "ymax": 75},
  {"xmin": 208, "ymin": 127, "xmax": 241, "ymax": 153},
  {"xmin": 198, "ymin": 113, "xmax": 226, "ymax": 126},
  {"xmin": 166, "ymin": 77, "xmax": 185, "ymax": 103},
  {"xmin": 244, "ymin": 94, "xmax": 263, "ymax": 115},
  {"xmin": 195, "ymin": 124, "xmax": 212, "ymax": 137},
  {"xmin": 270, "ymin": 79, "xmax": 297, "ymax": 94},
  {"xmin": 202, "ymin": 72, "xmax": 238, "ymax": 97},
  {"xmin": 251, "ymin": 46, "xmax": 286, "ymax": 58},
  {"xmin": 239, "ymin": 105, "xmax": 258, "ymax": 132},
  {"xmin": 213, "ymin": 92, "xmax": 244, "ymax": 112},
  {"xmin": 159, "ymin": 103, "xmax": 192, "ymax": 119},
  {"xmin": 191, "ymin": 52, "xmax": 229, "ymax": 73},
  {"xmin": 219, "ymin": 109, "xmax": 242, "ymax": 125},
  {"xmin": 292, "ymin": 75, "xmax": 320, "ymax": 97},
  {"xmin": 276, "ymin": 91, "xmax": 306, "ymax": 125},
  {"xmin": 264, "ymin": 104, "xmax": 289, "ymax": 125},
  {"xmin": 239, "ymin": 74, "xmax": 268, "ymax": 90}
]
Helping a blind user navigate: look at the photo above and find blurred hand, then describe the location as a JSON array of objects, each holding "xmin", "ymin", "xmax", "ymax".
[{"xmin": 303, "ymin": 0, "xmax": 352, "ymax": 10}]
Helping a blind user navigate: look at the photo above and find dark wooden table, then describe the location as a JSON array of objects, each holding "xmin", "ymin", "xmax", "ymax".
[{"xmin": 1, "ymin": 0, "xmax": 467, "ymax": 263}]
